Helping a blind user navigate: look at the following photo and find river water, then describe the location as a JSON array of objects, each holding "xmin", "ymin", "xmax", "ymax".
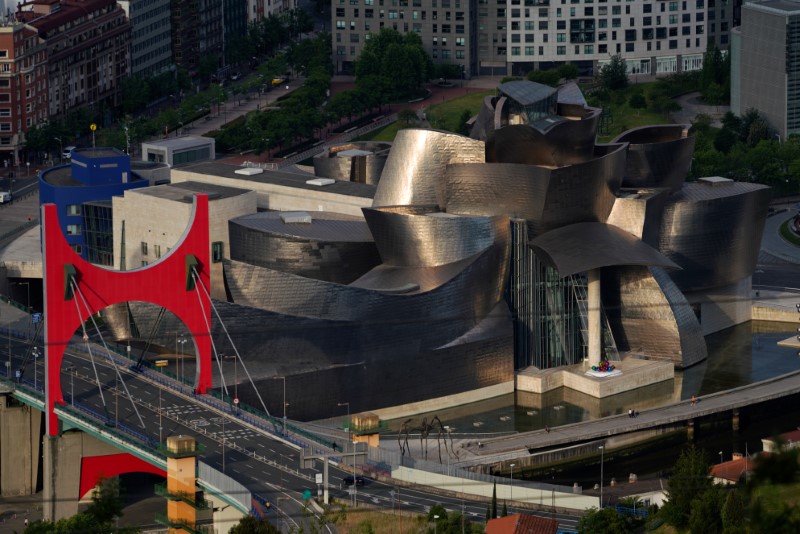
[{"xmin": 384, "ymin": 320, "xmax": 800, "ymax": 483}]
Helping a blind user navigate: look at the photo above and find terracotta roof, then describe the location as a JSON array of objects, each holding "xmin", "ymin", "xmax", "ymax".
[
  {"xmin": 486, "ymin": 514, "xmax": 559, "ymax": 534},
  {"xmin": 778, "ymin": 429, "xmax": 800, "ymax": 444},
  {"xmin": 709, "ymin": 457, "xmax": 755, "ymax": 483}
]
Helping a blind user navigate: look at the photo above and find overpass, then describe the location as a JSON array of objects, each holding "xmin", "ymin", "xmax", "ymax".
[{"xmin": 455, "ymin": 369, "xmax": 800, "ymax": 473}]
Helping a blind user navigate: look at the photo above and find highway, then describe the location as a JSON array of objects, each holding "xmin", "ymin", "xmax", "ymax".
[{"xmin": 1, "ymin": 334, "xmax": 581, "ymax": 532}]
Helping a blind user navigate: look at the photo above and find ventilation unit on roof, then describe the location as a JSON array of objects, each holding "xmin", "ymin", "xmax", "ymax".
[{"xmin": 306, "ymin": 178, "xmax": 336, "ymax": 186}]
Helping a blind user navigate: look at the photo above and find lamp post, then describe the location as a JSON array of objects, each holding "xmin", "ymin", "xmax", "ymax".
[
  {"xmin": 338, "ymin": 401, "xmax": 356, "ymax": 506},
  {"xmin": 598, "ymin": 445, "xmax": 604, "ymax": 508},
  {"xmin": 434, "ymin": 514, "xmax": 440, "ymax": 534},
  {"xmin": 177, "ymin": 334, "xmax": 187, "ymax": 384},
  {"xmin": 274, "ymin": 376, "xmax": 287, "ymax": 435},
  {"xmin": 719, "ymin": 451, "xmax": 724, "ymax": 464},
  {"xmin": 32, "ymin": 346, "xmax": 39, "ymax": 390},
  {"xmin": 510, "ymin": 463, "xmax": 516, "ymax": 503}
]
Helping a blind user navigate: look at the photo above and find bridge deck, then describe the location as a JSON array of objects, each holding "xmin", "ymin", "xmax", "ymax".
[{"xmin": 456, "ymin": 369, "xmax": 800, "ymax": 467}]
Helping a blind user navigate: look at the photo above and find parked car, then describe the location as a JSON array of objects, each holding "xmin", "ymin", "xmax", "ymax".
[
  {"xmin": 0, "ymin": 191, "xmax": 11, "ymax": 203},
  {"xmin": 271, "ymin": 77, "xmax": 287, "ymax": 87},
  {"xmin": 230, "ymin": 71, "xmax": 242, "ymax": 81},
  {"xmin": 342, "ymin": 475, "xmax": 366, "ymax": 486},
  {"xmin": 63, "ymin": 146, "xmax": 77, "ymax": 159}
]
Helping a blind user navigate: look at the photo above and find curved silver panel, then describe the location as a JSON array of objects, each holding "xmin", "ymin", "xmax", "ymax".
[
  {"xmin": 470, "ymin": 95, "xmax": 498, "ymax": 141},
  {"xmin": 444, "ymin": 143, "xmax": 627, "ymax": 237},
  {"xmin": 228, "ymin": 212, "xmax": 381, "ymax": 284},
  {"xmin": 529, "ymin": 222, "xmax": 679, "ymax": 277},
  {"xmin": 604, "ymin": 265, "xmax": 707, "ymax": 368},
  {"xmin": 612, "ymin": 125, "xmax": 695, "ymax": 194},
  {"xmin": 313, "ymin": 142, "xmax": 391, "ymax": 185},
  {"xmin": 607, "ymin": 188, "xmax": 672, "ymax": 248},
  {"xmin": 372, "ymin": 128, "xmax": 485, "ymax": 208},
  {"xmin": 362, "ymin": 206, "xmax": 506, "ymax": 267},
  {"xmin": 658, "ymin": 182, "xmax": 771, "ymax": 291},
  {"xmin": 485, "ymin": 109, "xmax": 601, "ymax": 167}
]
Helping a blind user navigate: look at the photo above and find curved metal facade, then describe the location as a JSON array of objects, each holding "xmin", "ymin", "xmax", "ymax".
[
  {"xmin": 312, "ymin": 142, "xmax": 391, "ymax": 185},
  {"xmin": 372, "ymin": 128, "xmax": 485, "ymax": 208},
  {"xmin": 362, "ymin": 206, "xmax": 505, "ymax": 267},
  {"xmin": 657, "ymin": 182, "xmax": 771, "ymax": 291},
  {"xmin": 612, "ymin": 125, "xmax": 696, "ymax": 194},
  {"xmin": 228, "ymin": 212, "xmax": 381, "ymax": 285},
  {"xmin": 444, "ymin": 143, "xmax": 626, "ymax": 237}
]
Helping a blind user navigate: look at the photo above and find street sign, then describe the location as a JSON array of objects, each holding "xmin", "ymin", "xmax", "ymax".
[
  {"xmin": 32, "ymin": 313, "xmax": 42, "ymax": 324},
  {"xmin": 233, "ymin": 398, "xmax": 240, "ymax": 405},
  {"xmin": 303, "ymin": 489, "xmax": 312, "ymax": 500},
  {"xmin": 315, "ymin": 473, "xmax": 323, "ymax": 484},
  {"xmin": 155, "ymin": 360, "xmax": 168, "ymax": 367},
  {"xmin": 90, "ymin": 123, "xmax": 97, "ymax": 131}
]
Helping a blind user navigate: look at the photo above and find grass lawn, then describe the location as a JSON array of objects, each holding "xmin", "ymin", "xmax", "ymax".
[
  {"xmin": 356, "ymin": 83, "xmax": 677, "ymax": 144},
  {"xmin": 330, "ymin": 508, "xmax": 429, "ymax": 533},
  {"xmin": 779, "ymin": 219, "xmax": 800, "ymax": 246},
  {"xmin": 752, "ymin": 482, "xmax": 800, "ymax": 510}
]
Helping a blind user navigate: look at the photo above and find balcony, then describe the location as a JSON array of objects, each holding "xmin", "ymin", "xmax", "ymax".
[
  {"xmin": 154, "ymin": 512, "xmax": 209, "ymax": 534},
  {"xmin": 154, "ymin": 482, "xmax": 209, "ymax": 510}
]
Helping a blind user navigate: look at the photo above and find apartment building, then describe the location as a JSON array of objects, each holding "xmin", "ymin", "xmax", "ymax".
[
  {"xmin": 732, "ymin": 0, "xmax": 800, "ymax": 140},
  {"xmin": 0, "ymin": 21, "xmax": 47, "ymax": 167},
  {"xmin": 16, "ymin": 0, "xmax": 130, "ymax": 118},
  {"xmin": 332, "ymin": 0, "xmax": 479, "ymax": 77},
  {"xmin": 118, "ymin": 0, "xmax": 173, "ymax": 77},
  {"xmin": 334, "ymin": 0, "xmax": 738, "ymax": 78}
]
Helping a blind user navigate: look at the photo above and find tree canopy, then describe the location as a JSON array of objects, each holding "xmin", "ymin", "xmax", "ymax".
[{"xmin": 354, "ymin": 28, "xmax": 433, "ymax": 100}]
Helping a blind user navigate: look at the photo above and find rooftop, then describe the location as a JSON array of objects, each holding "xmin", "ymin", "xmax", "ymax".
[
  {"xmin": 142, "ymin": 136, "xmax": 214, "ymax": 150},
  {"xmin": 745, "ymin": 0, "xmax": 800, "ymax": 15},
  {"xmin": 178, "ymin": 161, "xmax": 376, "ymax": 200},
  {"xmin": 231, "ymin": 211, "xmax": 374, "ymax": 242},
  {"xmin": 131, "ymin": 181, "xmax": 252, "ymax": 203},
  {"xmin": 499, "ymin": 80, "xmax": 557, "ymax": 107}
]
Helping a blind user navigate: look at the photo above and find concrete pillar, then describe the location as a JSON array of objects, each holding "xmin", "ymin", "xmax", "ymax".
[
  {"xmin": 687, "ymin": 419, "xmax": 695, "ymax": 441},
  {"xmin": 588, "ymin": 268, "xmax": 602, "ymax": 366},
  {"xmin": 732, "ymin": 409, "xmax": 740, "ymax": 431},
  {"xmin": 0, "ymin": 395, "xmax": 42, "ymax": 496}
]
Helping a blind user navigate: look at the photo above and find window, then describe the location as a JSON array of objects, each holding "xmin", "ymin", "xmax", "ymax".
[
  {"xmin": 525, "ymin": 46, "xmax": 535, "ymax": 55},
  {"xmin": 456, "ymin": 37, "xmax": 465, "ymax": 46},
  {"xmin": 557, "ymin": 45, "xmax": 566, "ymax": 55},
  {"xmin": 141, "ymin": 241, "xmax": 148, "ymax": 254},
  {"xmin": 71, "ymin": 244, "xmax": 82, "ymax": 255},
  {"xmin": 212, "ymin": 241, "xmax": 224, "ymax": 263},
  {"xmin": 584, "ymin": 44, "xmax": 593, "ymax": 54},
  {"xmin": 557, "ymin": 33, "xmax": 566, "ymax": 42},
  {"xmin": 67, "ymin": 224, "xmax": 81, "ymax": 236},
  {"xmin": 154, "ymin": 244, "xmax": 162, "ymax": 258},
  {"xmin": 141, "ymin": 261, "xmax": 149, "ymax": 267},
  {"xmin": 511, "ymin": 47, "xmax": 520, "ymax": 55},
  {"xmin": 67, "ymin": 204, "xmax": 80, "ymax": 216}
]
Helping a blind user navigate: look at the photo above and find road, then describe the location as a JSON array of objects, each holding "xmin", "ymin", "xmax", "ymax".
[{"xmin": 0, "ymin": 334, "xmax": 582, "ymax": 532}]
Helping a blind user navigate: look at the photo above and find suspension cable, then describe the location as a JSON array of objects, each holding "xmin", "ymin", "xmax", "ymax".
[
  {"xmin": 190, "ymin": 275, "xmax": 230, "ymax": 400},
  {"xmin": 70, "ymin": 283, "xmax": 108, "ymax": 409},
  {"xmin": 72, "ymin": 281, "xmax": 146, "ymax": 430},
  {"xmin": 192, "ymin": 268, "xmax": 272, "ymax": 418}
]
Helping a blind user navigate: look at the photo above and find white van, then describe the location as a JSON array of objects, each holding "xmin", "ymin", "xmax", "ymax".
[{"xmin": 0, "ymin": 191, "xmax": 11, "ymax": 203}]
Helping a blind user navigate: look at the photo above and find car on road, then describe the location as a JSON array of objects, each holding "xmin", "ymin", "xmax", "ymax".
[
  {"xmin": 63, "ymin": 146, "xmax": 77, "ymax": 159},
  {"xmin": 0, "ymin": 191, "xmax": 11, "ymax": 203},
  {"xmin": 271, "ymin": 77, "xmax": 287, "ymax": 87},
  {"xmin": 230, "ymin": 71, "xmax": 242, "ymax": 81},
  {"xmin": 343, "ymin": 475, "xmax": 366, "ymax": 486}
]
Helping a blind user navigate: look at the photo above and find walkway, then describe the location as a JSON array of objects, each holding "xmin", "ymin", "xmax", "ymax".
[
  {"xmin": 454, "ymin": 369, "xmax": 800, "ymax": 468},
  {"xmin": 760, "ymin": 205, "xmax": 800, "ymax": 264}
]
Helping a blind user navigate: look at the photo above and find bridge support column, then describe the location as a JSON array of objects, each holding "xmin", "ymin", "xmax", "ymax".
[
  {"xmin": 687, "ymin": 419, "xmax": 695, "ymax": 441},
  {"xmin": 732, "ymin": 409, "xmax": 740, "ymax": 432},
  {"xmin": 588, "ymin": 268, "xmax": 602, "ymax": 367},
  {"xmin": 42, "ymin": 430, "xmax": 133, "ymax": 521},
  {"xmin": 0, "ymin": 396, "xmax": 42, "ymax": 496}
]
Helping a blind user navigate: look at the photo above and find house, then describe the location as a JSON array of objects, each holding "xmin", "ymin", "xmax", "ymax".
[
  {"xmin": 709, "ymin": 453, "xmax": 755, "ymax": 485},
  {"xmin": 761, "ymin": 428, "xmax": 800, "ymax": 453},
  {"xmin": 486, "ymin": 513, "xmax": 559, "ymax": 534}
]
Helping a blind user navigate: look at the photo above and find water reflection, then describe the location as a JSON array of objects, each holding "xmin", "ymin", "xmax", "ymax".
[{"xmin": 385, "ymin": 321, "xmax": 799, "ymax": 436}]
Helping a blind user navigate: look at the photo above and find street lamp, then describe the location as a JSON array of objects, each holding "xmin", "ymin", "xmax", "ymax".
[
  {"xmin": 598, "ymin": 445, "xmax": 604, "ymax": 508},
  {"xmin": 434, "ymin": 514, "xmax": 440, "ymax": 534},
  {"xmin": 719, "ymin": 451, "xmax": 724, "ymax": 464},
  {"xmin": 510, "ymin": 463, "xmax": 516, "ymax": 503},
  {"xmin": 275, "ymin": 376, "xmax": 287, "ymax": 435},
  {"xmin": 338, "ymin": 401, "xmax": 356, "ymax": 506},
  {"xmin": 32, "ymin": 346, "xmax": 39, "ymax": 390}
]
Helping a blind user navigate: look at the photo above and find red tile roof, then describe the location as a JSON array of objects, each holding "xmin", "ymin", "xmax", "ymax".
[
  {"xmin": 486, "ymin": 513, "xmax": 560, "ymax": 534},
  {"xmin": 709, "ymin": 457, "xmax": 755, "ymax": 483}
]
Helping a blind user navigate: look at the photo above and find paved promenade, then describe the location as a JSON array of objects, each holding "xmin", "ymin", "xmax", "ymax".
[{"xmin": 454, "ymin": 369, "xmax": 800, "ymax": 467}]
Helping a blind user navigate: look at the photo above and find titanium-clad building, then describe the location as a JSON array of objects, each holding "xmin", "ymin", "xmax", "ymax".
[{"xmin": 106, "ymin": 80, "xmax": 769, "ymax": 421}]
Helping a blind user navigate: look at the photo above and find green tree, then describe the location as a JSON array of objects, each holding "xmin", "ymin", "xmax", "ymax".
[
  {"xmin": 688, "ymin": 486, "xmax": 725, "ymax": 534},
  {"xmin": 458, "ymin": 109, "xmax": 473, "ymax": 135},
  {"xmin": 120, "ymin": 76, "xmax": 151, "ymax": 115},
  {"xmin": 600, "ymin": 54, "xmax": 628, "ymax": 90},
  {"xmin": 628, "ymin": 93, "xmax": 646, "ymax": 114},
  {"xmin": 229, "ymin": 514, "xmax": 281, "ymax": 533},
  {"xmin": 662, "ymin": 444, "xmax": 712, "ymax": 529},
  {"xmin": 721, "ymin": 489, "xmax": 747, "ymax": 533},
  {"xmin": 501, "ymin": 500, "xmax": 508, "ymax": 517},
  {"xmin": 558, "ymin": 63, "xmax": 579, "ymax": 81},
  {"xmin": 354, "ymin": 28, "xmax": 433, "ymax": 100},
  {"xmin": 577, "ymin": 507, "xmax": 630, "ymax": 534},
  {"xmin": 491, "ymin": 482, "xmax": 498, "ymax": 519},
  {"xmin": 526, "ymin": 68, "xmax": 561, "ymax": 87}
]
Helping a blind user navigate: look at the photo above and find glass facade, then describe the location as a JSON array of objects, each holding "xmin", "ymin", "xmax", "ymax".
[
  {"xmin": 787, "ymin": 16, "xmax": 800, "ymax": 134},
  {"xmin": 82, "ymin": 201, "xmax": 114, "ymax": 266}
]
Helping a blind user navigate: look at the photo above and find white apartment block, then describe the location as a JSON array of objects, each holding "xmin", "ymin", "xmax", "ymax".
[{"xmin": 335, "ymin": 0, "xmax": 720, "ymax": 77}]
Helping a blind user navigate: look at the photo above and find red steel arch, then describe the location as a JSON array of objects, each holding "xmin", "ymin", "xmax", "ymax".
[
  {"xmin": 80, "ymin": 453, "xmax": 166, "ymax": 499},
  {"xmin": 42, "ymin": 195, "xmax": 211, "ymax": 436}
]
